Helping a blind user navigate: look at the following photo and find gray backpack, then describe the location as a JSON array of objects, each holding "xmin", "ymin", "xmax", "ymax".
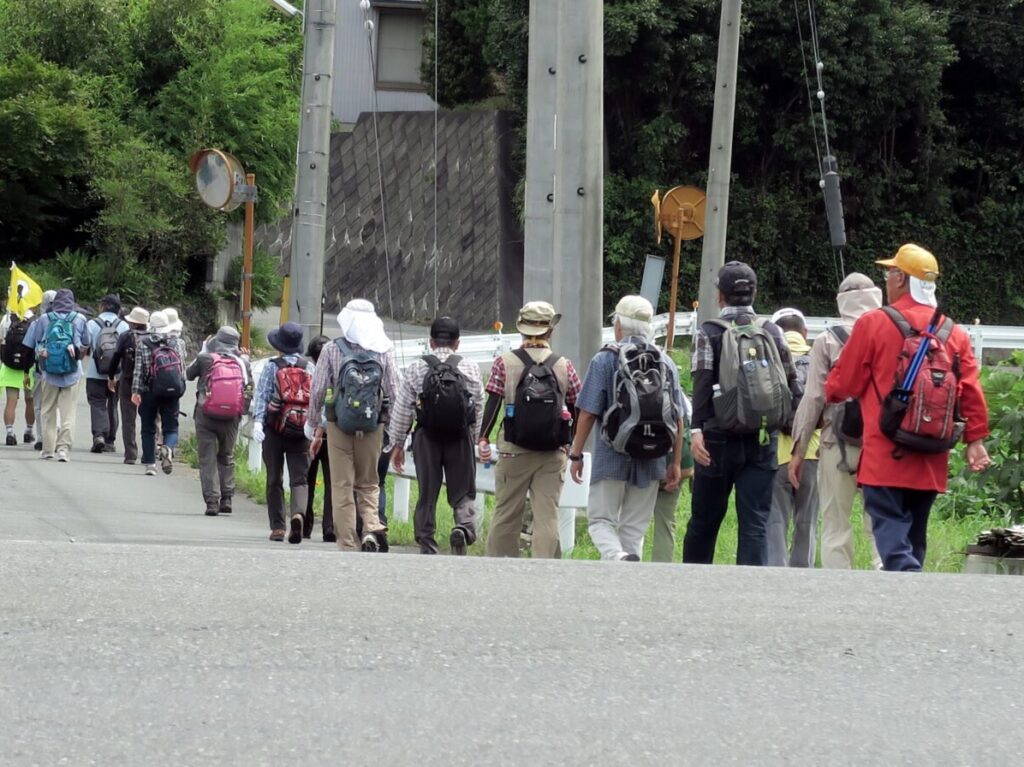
[
  {"xmin": 93, "ymin": 319, "xmax": 120, "ymax": 376},
  {"xmin": 333, "ymin": 339, "xmax": 385, "ymax": 435},
  {"xmin": 600, "ymin": 342, "xmax": 678, "ymax": 459},
  {"xmin": 707, "ymin": 318, "xmax": 791, "ymax": 435}
]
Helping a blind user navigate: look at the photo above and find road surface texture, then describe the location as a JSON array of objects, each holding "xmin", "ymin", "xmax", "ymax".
[{"xmin": 2, "ymin": 387, "xmax": 1022, "ymax": 766}]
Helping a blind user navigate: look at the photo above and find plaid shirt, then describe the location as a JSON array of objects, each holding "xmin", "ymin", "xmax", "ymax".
[
  {"xmin": 307, "ymin": 339, "xmax": 399, "ymax": 431},
  {"xmin": 484, "ymin": 342, "xmax": 582, "ymax": 404},
  {"xmin": 252, "ymin": 354, "xmax": 314, "ymax": 425},
  {"xmin": 132, "ymin": 335, "xmax": 187, "ymax": 395},
  {"xmin": 387, "ymin": 348, "xmax": 485, "ymax": 444}
]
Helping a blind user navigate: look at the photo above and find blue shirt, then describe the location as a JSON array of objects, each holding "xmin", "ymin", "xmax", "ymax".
[
  {"xmin": 252, "ymin": 354, "xmax": 316, "ymax": 426},
  {"xmin": 85, "ymin": 312, "xmax": 129, "ymax": 380},
  {"xmin": 22, "ymin": 312, "xmax": 92, "ymax": 388},
  {"xmin": 577, "ymin": 336, "xmax": 686, "ymax": 488}
]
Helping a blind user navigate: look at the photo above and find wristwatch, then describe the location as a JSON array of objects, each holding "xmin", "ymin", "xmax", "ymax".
[{"xmin": 568, "ymin": 452, "xmax": 583, "ymax": 462}]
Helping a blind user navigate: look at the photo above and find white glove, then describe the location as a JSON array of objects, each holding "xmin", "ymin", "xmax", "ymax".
[
  {"xmin": 303, "ymin": 422, "xmax": 316, "ymax": 442},
  {"xmin": 252, "ymin": 422, "xmax": 265, "ymax": 443}
]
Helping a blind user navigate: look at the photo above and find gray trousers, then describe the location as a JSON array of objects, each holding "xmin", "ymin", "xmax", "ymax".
[
  {"xmin": 412, "ymin": 428, "xmax": 478, "ymax": 554},
  {"xmin": 196, "ymin": 411, "xmax": 239, "ymax": 509},
  {"xmin": 766, "ymin": 461, "xmax": 819, "ymax": 568},
  {"xmin": 86, "ymin": 378, "xmax": 118, "ymax": 445},
  {"xmin": 262, "ymin": 426, "xmax": 310, "ymax": 531},
  {"xmin": 587, "ymin": 479, "xmax": 660, "ymax": 560},
  {"xmin": 118, "ymin": 377, "xmax": 138, "ymax": 462}
]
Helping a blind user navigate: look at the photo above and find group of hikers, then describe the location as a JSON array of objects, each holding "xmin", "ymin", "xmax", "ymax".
[{"xmin": 1, "ymin": 243, "xmax": 992, "ymax": 570}]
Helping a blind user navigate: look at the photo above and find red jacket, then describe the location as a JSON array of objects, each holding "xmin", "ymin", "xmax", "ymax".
[{"xmin": 825, "ymin": 294, "xmax": 989, "ymax": 492}]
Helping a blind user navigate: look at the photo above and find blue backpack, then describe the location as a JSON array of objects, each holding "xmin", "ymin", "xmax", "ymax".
[
  {"xmin": 334, "ymin": 339, "xmax": 384, "ymax": 435},
  {"xmin": 43, "ymin": 312, "xmax": 78, "ymax": 375}
]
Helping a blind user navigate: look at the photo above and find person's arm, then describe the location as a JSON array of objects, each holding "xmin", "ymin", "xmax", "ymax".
[
  {"xmin": 387, "ymin": 361, "xmax": 419, "ymax": 447},
  {"xmin": 252, "ymin": 361, "xmax": 278, "ymax": 426},
  {"xmin": 186, "ymin": 353, "xmax": 206, "ymax": 381},
  {"xmin": 478, "ymin": 357, "xmax": 507, "ymax": 455},
  {"xmin": 825, "ymin": 314, "xmax": 876, "ymax": 404},
  {"xmin": 466, "ymin": 362, "xmax": 484, "ymax": 441},
  {"xmin": 479, "ymin": 392, "xmax": 503, "ymax": 442},
  {"xmin": 108, "ymin": 331, "xmax": 130, "ymax": 380},
  {"xmin": 567, "ymin": 354, "xmax": 607, "ymax": 483},
  {"xmin": 306, "ymin": 343, "xmax": 336, "ymax": 433}
]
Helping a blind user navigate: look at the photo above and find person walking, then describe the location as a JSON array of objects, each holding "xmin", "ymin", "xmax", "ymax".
[
  {"xmin": 825, "ymin": 244, "xmax": 990, "ymax": 571},
  {"xmin": 85, "ymin": 294, "xmax": 129, "ymax": 454},
  {"xmin": 304, "ymin": 335, "xmax": 336, "ymax": 542},
  {"xmin": 683, "ymin": 262, "xmax": 800, "ymax": 566},
  {"xmin": 307, "ymin": 300, "xmax": 395, "ymax": 552},
  {"xmin": 650, "ymin": 443, "xmax": 695, "ymax": 563},
  {"xmin": 480, "ymin": 301, "xmax": 583, "ymax": 559},
  {"xmin": 389, "ymin": 316, "xmax": 484, "ymax": 555},
  {"xmin": 21, "ymin": 288, "xmax": 91, "ymax": 462},
  {"xmin": 765, "ymin": 308, "xmax": 820, "ymax": 568},
  {"xmin": 131, "ymin": 310, "xmax": 187, "ymax": 477},
  {"xmin": 568, "ymin": 296, "xmax": 687, "ymax": 561},
  {"xmin": 789, "ymin": 273, "xmax": 883, "ymax": 568},
  {"xmin": 107, "ymin": 306, "xmax": 149, "ymax": 465},
  {"xmin": 1, "ymin": 306, "xmax": 37, "ymax": 446},
  {"xmin": 187, "ymin": 326, "xmax": 251, "ymax": 517},
  {"xmin": 252, "ymin": 322, "xmax": 314, "ymax": 543}
]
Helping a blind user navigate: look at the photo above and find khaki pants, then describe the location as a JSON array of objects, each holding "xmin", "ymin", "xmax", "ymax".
[
  {"xmin": 651, "ymin": 486, "xmax": 681, "ymax": 563},
  {"xmin": 487, "ymin": 450, "xmax": 566, "ymax": 558},
  {"xmin": 326, "ymin": 423, "xmax": 387, "ymax": 551},
  {"xmin": 39, "ymin": 380, "xmax": 79, "ymax": 454},
  {"xmin": 818, "ymin": 441, "xmax": 881, "ymax": 569}
]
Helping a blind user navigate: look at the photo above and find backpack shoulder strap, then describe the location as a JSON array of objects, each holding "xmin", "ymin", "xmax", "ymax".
[
  {"xmin": 422, "ymin": 354, "xmax": 441, "ymax": 368},
  {"xmin": 881, "ymin": 306, "xmax": 914, "ymax": 338},
  {"xmin": 829, "ymin": 325, "xmax": 850, "ymax": 345},
  {"xmin": 446, "ymin": 354, "xmax": 462, "ymax": 368},
  {"xmin": 934, "ymin": 316, "xmax": 955, "ymax": 344},
  {"xmin": 511, "ymin": 348, "xmax": 536, "ymax": 370},
  {"xmin": 271, "ymin": 356, "xmax": 290, "ymax": 370}
]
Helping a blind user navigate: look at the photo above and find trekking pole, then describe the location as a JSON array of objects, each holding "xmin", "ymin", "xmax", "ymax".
[{"xmin": 897, "ymin": 306, "xmax": 942, "ymax": 403}]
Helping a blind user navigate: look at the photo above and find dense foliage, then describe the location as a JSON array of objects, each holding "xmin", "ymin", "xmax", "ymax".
[
  {"xmin": 433, "ymin": 0, "xmax": 1024, "ymax": 323},
  {"xmin": 0, "ymin": 0, "xmax": 301, "ymax": 312}
]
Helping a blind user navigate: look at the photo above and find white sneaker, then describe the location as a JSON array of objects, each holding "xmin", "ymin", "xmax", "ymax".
[
  {"xmin": 40, "ymin": 451, "xmax": 54, "ymax": 460},
  {"xmin": 56, "ymin": 450, "xmax": 69, "ymax": 463},
  {"xmin": 145, "ymin": 465, "xmax": 157, "ymax": 476},
  {"xmin": 159, "ymin": 445, "xmax": 173, "ymax": 475}
]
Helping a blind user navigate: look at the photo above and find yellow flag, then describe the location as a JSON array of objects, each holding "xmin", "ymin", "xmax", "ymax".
[{"xmin": 8, "ymin": 263, "xmax": 44, "ymax": 319}]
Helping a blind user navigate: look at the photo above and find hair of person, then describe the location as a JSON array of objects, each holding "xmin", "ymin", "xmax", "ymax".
[
  {"xmin": 774, "ymin": 314, "xmax": 806, "ymax": 333},
  {"xmin": 306, "ymin": 334, "xmax": 330, "ymax": 363},
  {"xmin": 615, "ymin": 314, "xmax": 653, "ymax": 341},
  {"xmin": 723, "ymin": 289, "xmax": 754, "ymax": 307}
]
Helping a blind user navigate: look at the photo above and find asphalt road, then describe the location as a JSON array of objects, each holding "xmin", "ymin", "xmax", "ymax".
[{"xmin": 2, "ymin": 383, "xmax": 1023, "ymax": 765}]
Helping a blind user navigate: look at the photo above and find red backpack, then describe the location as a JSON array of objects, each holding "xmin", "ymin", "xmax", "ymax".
[
  {"xmin": 877, "ymin": 307, "xmax": 965, "ymax": 455},
  {"xmin": 201, "ymin": 354, "xmax": 246, "ymax": 420},
  {"xmin": 269, "ymin": 358, "xmax": 311, "ymax": 436}
]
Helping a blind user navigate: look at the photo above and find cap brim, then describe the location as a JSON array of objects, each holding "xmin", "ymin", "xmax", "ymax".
[{"xmin": 875, "ymin": 257, "xmax": 898, "ymax": 268}]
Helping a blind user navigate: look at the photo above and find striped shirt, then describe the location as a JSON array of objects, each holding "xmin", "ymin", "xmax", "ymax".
[{"xmin": 387, "ymin": 348, "xmax": 485, "ymax": 444}]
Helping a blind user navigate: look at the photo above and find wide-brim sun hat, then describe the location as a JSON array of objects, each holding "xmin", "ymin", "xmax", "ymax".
[
  {"xmin": 516, "ymin": 301, "xmax": 561, "ymax": 336},
  {"xmin": 148, "ymin": 310, "xmax": 172, "ymax": 335},
  {"xmin": 338, "ymin": 299, "xmax": 392, "ymax": 353},
  {"xmin": 268, "ymin": 322, "xmax": 304, "ymax": 355},
  {"xmin": 125, "ymin": 306, "xmax": 150, "ymax": 325},
  {"xmin": 163, "ymin": 307, "xmax": 184, "ymax": 334}
]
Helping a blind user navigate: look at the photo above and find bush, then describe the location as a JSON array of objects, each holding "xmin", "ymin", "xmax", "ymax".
[{"xmin": 220, "ymin": 249, "xmax": 283, "ymax": 311}]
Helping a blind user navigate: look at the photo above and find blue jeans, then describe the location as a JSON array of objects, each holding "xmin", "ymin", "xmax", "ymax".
[
  {"xmin": 683, "ymin": 432, "xmax": 777, "ymax": 566},
  {"xmin": 139, "ymin": 394, "xmax": 180, "ymax": 466},
  {"xmin": 861, "ymin": 485, "xmax": 937, "ymax": 571}
]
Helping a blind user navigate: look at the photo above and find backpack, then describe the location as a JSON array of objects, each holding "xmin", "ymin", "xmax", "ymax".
[
  {"xmin": 334, "ymin": 339, "xmax": 385, "ymax": 435},
  {"xmin": 876, "ymin": 307, "xmax": 965, "ymax": 456},
  {"xmin": 93, "ymin": 318, "xmax": 121, "ymax": 376},
  {"xmin": 781, "ymin": 353, "xmax": 811, "ymax": 435},
  {"xmin": 600, "ymin": 342, "xmax": 679, "ymax": 459},
  {"xmin": 503, "ymin": 349, "xmax": 570, "ymax": 451},
  {"xmin": 2, "ymin": 313, "xmax": 35, "ymax": 371},
  {"xmin": 416, "ymin": 354, "xmax": 473, "ymax": 438},
  {"xmin": 146, "ymin": 338, "xmax": 186, "ymax": 400},
  {"xmin": 828, "ymin": 325, "xmax": 864, "ymax": 452},
  {"xmin": 43, "ymin": 312, "xmax": 78, "ymax": 375},
  {"xmin": 122, "ymin": 331, "xmax": 140, "ymax": 378},
  {"xmin": 268, "ymin": 358, "xmax": 311, "ymax": 436},
  {"xmin": 706, "ymin": 318, "xmax": 792, "ymax": 435},
  {"xmin": 201, "ymin": 353, "xmax": 246, "ymax": 420}
]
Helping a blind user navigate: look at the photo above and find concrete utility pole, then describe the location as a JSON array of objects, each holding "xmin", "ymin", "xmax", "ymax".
[
  {"xmin": 697, "ymin": 0, "xmax": 742, "ymax": 324},
  {"xmin": 288, "ymin": 0, "xmax": 337, "ymax": 344},
  {"xmin": 551, "ymin": 0, "xmax": 604, "ymax": 370},
  {"xmin": 522, "ymin": 0, "xmax": 559, "ymax": 304}
]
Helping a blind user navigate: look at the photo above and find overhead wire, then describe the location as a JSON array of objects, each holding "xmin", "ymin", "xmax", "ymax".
[{"xmin": 432, "ymin": 0, "xmax": 440, "ymax": 317}]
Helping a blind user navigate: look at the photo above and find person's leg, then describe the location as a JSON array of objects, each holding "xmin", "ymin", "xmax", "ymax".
[
  {"xmin": 284, "ymin": 436, "xmax": 311, "ymax": 540},
  {"xmin": 818, "ymin": 442, "xmax": 857, "ymax": 568},
  {"xmin": 139, "ymin": 395, "xmax": 157, "ymax": 466},
  {"xmin": 790, "ymin": 459, "xmax": 819, "ymax": 567},
  {"xmin": 85, "ymin": 378, "xmax": 108, "ymax": 447},
  {"xmin": 734, "ymin": 447, "xmax": 776, "ymax": 566},
  {"xmin": 525, "ymin": 451, "xmax": 566, "ymax": 559},
  {"xmin": 39, "ymin": 381, "xmax": 59, "ymax": 455},
  {"xmin": 3, "ymin": 386, "xmax": 17, "ymax": 431},
  {"xmin": 353, "ymin": 429, "xmax": 386, "ymax": 539},
  {"xmin": 376, "ymin": 450, "xmax": 389, "ymax": 526},
  {"xmin": 305, "ymin": 446, "xmax": 321, "ymax": 536},
  {"xmin": 766, "ymin": 467, "xmax": 794, "ymax": 567},
  {"xmin": 651, "ymin": 485, "xmax": 680, "ymax": 563},
  {"xmin": 105, "ymin": 383, "xmax": 119, "ymax": 446},
  {"xmin": 443, "ymin": 434, "xmax": 479, "ymax": 545},
  {"xmin": 682, "ymin": 454, "xmax": 732, "ymax": 565},
  {"xmin": 320, "ymin": 447, "xmax": 334, "ymax": 538},
  {"xmin": 217, "ymin": 418, "xmax": 238, "ymax": 511},
  {"xmin": 411, "ymin": 429, "xmax": 444, "ymax": 554},
  {"xmin": 22, "ymin": 373, "xmax": 34, "ymax": 439},
  {"xmin": 486, "ymin": 453, "xmax": 533, "ymax": 557},
  {"xmin": 262, "ymin": 427, "xmax": 287, "ymax": 533},
  {"xmin": 118, "ymin": 378, "xmax": 138, "ymax": 463},
  {"xmin": 906, "ymin": 489, "xmax": 937, "ymax": 569},
  {"xmin": 54, "ymin": 384, "xmax": 78, "ymax": 454},
  {"xmin": 195, "ymin": 414, "xmax": 220, "ymax": 511},
  {"xmin": 861, "ymin": 485, "xmax": 918, "ymax": 571},
  {"xmin": 618, "ymin": 481, "xmax": 660, "ymax": 559},
  {"xmin": 862, "ymin": 501, "xmax": 883, "ymax": 570},
  {"xmin": 161, "ymin": 398, "xmax": 180, "ymax": 451},
  {"xmin": 586, "ymin": 479, "xmax": 629, "ymax": 560},
  {"xmin": 326, "ymin": 425, "xmax": 358, "ymax": 551}
]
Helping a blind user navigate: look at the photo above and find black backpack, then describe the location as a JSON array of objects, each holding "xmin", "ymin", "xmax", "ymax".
[
  {"xmin": 829, "ymin": 326, "xmax": 863, "ymax": 472},
  {"xmin": 146, "ymin": 337, "xmax": 186, "ymax": 400},
  {"xmin": 416, "ymin": 354, "xmax": 474, "ymax": 439},
  {"xmin": 600, "ymin": 342, "xmax": 679, "ymax": 459},
  {"xmin": 2, "ymin": 313, "xmax": 35, "ymax": 371},
  {"xmin": 503, "ymin": 349, "xmax": 571, "ymax": 451}
]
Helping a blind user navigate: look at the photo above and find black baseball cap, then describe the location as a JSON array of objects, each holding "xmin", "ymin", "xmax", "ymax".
[
  {"xmin": 430, "ymin": 316, "xmax": 460, "ymax": 343},
  {"xmin": 716, "ymin": 261, "xmax": 758, "ymax": 297}
]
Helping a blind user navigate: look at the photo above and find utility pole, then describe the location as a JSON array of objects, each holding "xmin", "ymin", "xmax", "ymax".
[
  {"xmin": 288, "ymin": 0, "xmax": 336, "ymax": 344},
  {"xmin": 551, "ymin": 0, "xmax": 603, "ymax": 370},
  {"xmin": 697, "ymin": 0, "xmax": 742, "ymax": 324}
]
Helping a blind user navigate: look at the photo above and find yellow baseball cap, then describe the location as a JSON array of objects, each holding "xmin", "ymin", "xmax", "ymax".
[{"xmin": 875, "ymin": 244, "xmax": 940, "ymax": 281}]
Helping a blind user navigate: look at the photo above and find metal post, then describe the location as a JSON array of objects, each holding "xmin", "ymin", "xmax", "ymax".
[
  {"xmin": 552, "ymin": 0, "xmax": 603, "ymax": 371},
  {"xmin": 288, "ymin": 0, "xmax": 336, "ymax": 344},
  {"xmin": 665, "ymin": 215, "xmax": 684, "ymax": 352},
  {"xmin": 523, "ymin": 0, "xmax": 559, "ymax": 303},
  {"xmin": 697, "ymin": 0, "xmax": 742, "ymax": 324},
  {"xmin": 242, "ymin": 173, "xmax": 256, "ymax": 351}
]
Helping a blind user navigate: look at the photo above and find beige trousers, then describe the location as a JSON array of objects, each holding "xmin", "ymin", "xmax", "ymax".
[
  {"xmin": 487, "ymin": 450, "xmax": 566, "ymax": 558},
  {"xmin": 817, "ymin": 441, "xmax": 881, "ymax": 569},
  {"xmin": 39, "ymin": 380, "xmax": 80, "ymax": 454},
  {"xmin": 326, "ymin": 423, "xmax": 387, "ymax": 551}
]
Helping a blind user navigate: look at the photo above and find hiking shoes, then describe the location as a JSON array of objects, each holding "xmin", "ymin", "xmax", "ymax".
[
  {"xmin": 56, "ymin": 450, "xmax": 69, "ymax": 463},
  {"xmin": 4, "ymin": 433, "xmax": 15, "ymax": 447},
  {"xmin": 377, "ymin": 531, "xmax": 390, "ymax": 553},
  {"xmin": 323, "ymin": 532, "xmax": 337, "ymax": 544},
  {"xmin": 159, "ymin": 445, "xmax": 173, "ymax": 475},
  {"xmin": 23, "ymin": 431, "xmax": 33, "ymax": 444},
  {"xmin": 218, "ymin": 503, "xmax": 232, "ymax": 515},
  {"xmin": 360, "ymin": 533, "xmax": 379, "ymax": 553},
  {"xmin": 288, "ymin": 515, "xmax": 303, "ymax": 545},
  {"xmin": 102, "ymin": 443, "xmax": 116, "ymax": 453},
  {"xmin": 34, "ymin": 441, "xmax": 42, "ymax": 451},
  {"xmin": 90, "ymin": 439, "xmax": 104, "ymax": 454},
  {"xmin": 205, "ymin": 506, "xmax": 219, "ymax": 517},
  {"xmin": 144, "ymin": 465, "xmax": 157, "ymax": 476},
  {"xmin": 269, "ymin": 529, "xmax": 285, "ymax": 542},
  {"xmin": 621, "ymin": 553, "xmax": 641, "ymax": 562},
  {"xmin": 40, "ymin": 451, "xmax": 54, "ymax": 460},
  {"xmin": 450, "ymin": 527, "xmax": 468, "ymax": 556}
]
